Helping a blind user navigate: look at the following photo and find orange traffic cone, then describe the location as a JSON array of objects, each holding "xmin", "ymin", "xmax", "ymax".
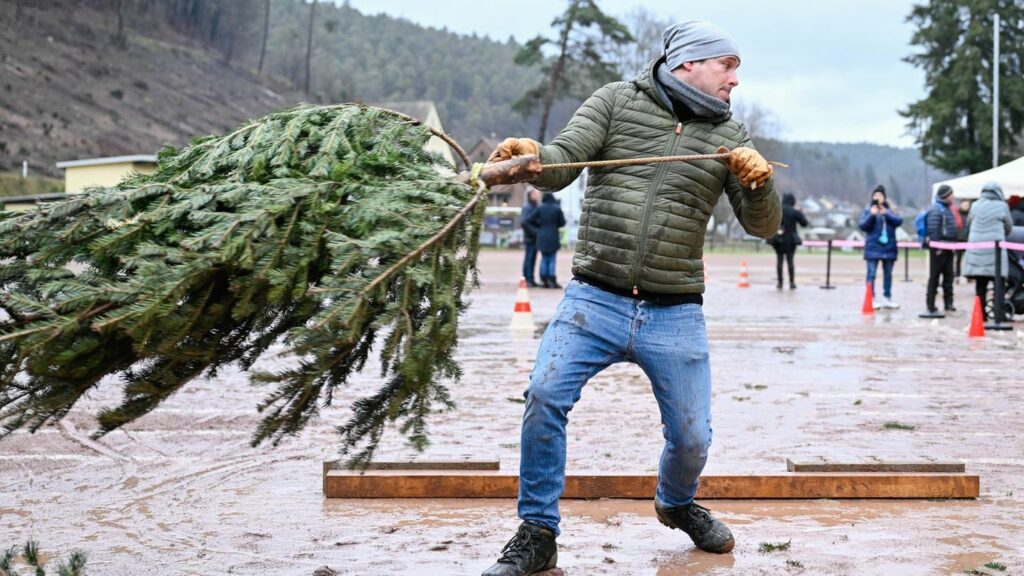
[
  {"xmin": 862, "ymin": 281, "xmax": 875, "ymax": 315},
  {"xmin": 737, "ymin": 261, "xmax": 750, "ymax": 288},
  {"xmin": 509, "ymin": 278, "xmax": 535, "ymax": 332},
  {"xmin": 968, "ymin": 295, "xmax": 986, "ymax": 338}
]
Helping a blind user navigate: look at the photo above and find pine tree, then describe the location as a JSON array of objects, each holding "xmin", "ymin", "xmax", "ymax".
[
  {"xmin": 513, "ymin": 0, "xmax": 633, "ymax": 142},
  {"xmin": 901, "ymin": 0, "xmax": 1024, "ymax": 173},
  {"xmin": 0, "ymin": 104, "xmax": 488, "ymax": 464}
]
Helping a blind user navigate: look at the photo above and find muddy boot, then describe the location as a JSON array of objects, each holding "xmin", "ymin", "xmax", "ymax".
[
  {"xmin": 655, "ymin": 501, "xmax": 735, "ymax": 554},
  {"xmin": 481, "ymin": 522, "xmax": 557, "ymax": 576}
]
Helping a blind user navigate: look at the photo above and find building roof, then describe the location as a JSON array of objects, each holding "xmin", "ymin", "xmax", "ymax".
[{"xmin": 55, "ymin": 155, "xmax": 158, "ymax": 169}]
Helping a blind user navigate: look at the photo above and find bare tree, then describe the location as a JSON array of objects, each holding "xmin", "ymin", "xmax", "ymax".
[
  {"xmin": 112, "ymin": 0, "xmax": 127, "ymax": 48},
  {"xmin": 604, "ymin": 7, "xmax": 671, "ymax": 79},
  {"xmin": 304, "ymin": 0, "xmax": 317, "ymax": 97},
  {"xmin": 258, "ymin": 0, "xmax": 271, "ymax": 75},
  {"xmin": 731, "ymin": 102, "xmax": 781, "ymax": 141}
]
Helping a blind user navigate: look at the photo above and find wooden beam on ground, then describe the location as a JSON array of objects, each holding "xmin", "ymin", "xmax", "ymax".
[
  {"xmin": 323, "ymin": 470, "xmax": 979, "ymax": 499},
  {"xmin": 786, "ymin": 458, "xmax": 966, "ymax": 473},
  {"xmin": 323, "ymin": 459, "xmax": 499, "ymax": 472}
]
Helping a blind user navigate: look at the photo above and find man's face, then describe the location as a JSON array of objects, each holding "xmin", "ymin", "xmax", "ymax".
[
  {"xmin": 529, "ymin": 190, "xmax": 540, "ymax": 204},
  {"xmin": 673, "ymin": 56, "xmax": 740, "ymax": 102}
]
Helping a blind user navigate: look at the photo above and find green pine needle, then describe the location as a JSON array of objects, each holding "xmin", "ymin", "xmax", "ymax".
[{"xmin": 0, "ymin": 104, "xmax": 485, "ymax": 465}]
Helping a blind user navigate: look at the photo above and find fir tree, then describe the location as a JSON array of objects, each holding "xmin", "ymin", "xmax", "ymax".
[
  {"xmin": 513, "ymin": 0, "xmax": 633, "ymax": 142},
  {"xmin": 901, "ymin": 0, "xmax": 1024, "ymax": 173},
  {"xmin": 0, "ymin": 104, "xmax": 487, "ymax": 464}
]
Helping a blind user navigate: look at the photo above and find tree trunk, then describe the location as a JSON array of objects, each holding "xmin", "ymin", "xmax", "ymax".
[
  {"xmin": 537, "ymin": 5, "xmax": 575, "ymax": 142},
  {"xmin": 112, "ymin": 0, "xmax": 127, "ymax": 48},
  {"xmin": 258, "ymin": 0, "xmax": 271, "ymax": 75},
  {"xmin": 304, "ymin": 0, "xmax": 317, "ymax": 97}
]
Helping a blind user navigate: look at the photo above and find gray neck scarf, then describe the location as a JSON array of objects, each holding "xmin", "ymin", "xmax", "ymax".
[{"xmin": 655, "ymin": 63, "xmax": 730, "ymax": 119}]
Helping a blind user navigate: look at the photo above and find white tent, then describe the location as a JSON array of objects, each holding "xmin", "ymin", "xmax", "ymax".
[{"xmin": 932, "ymin": 156, "xmax": 1024, "ymax": 200}]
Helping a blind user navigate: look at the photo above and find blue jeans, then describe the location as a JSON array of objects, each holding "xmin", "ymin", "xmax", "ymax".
[
  {"xmin": 522, "ymin": 241, "xmax": 538, "ymax": 284},
  {"xmin": 866, "ymin": 258, "xmax": 894, "ymax": 298},
  {"xmin": 518, "ymin": 280, "xmax": 712, "ymax": 534},
  {"xmin": 539, "ymin": 251, "xmax": 557, "ymax": 279}
]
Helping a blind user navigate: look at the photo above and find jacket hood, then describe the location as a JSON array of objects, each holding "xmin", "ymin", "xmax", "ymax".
[
  {"xmin": 980, "ymin": 181, "xmax": 1005, "ymax": 201},
  {"xmin": 542, "ymin": 192, "xmax": 557, "ymax": 204},
  {"xmin": 633, "ymin": 56, "xmax": 732, "ymax": 124},
  {"xmin": 782, "ymin": 193, "xmax": 796, "ymax": 207}
]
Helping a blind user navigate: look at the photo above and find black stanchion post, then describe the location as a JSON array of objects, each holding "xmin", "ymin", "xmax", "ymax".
[
  {"xmin": 986, "ymin": 242, "xmax": 1012, "ymax": 330},
  {"xmin": 820, "ymin": 239, "xmax": 836, "ymax": 290},
  {"xmin": 902, "ymin": 245, "xmax": 912, "ymax": 282}
]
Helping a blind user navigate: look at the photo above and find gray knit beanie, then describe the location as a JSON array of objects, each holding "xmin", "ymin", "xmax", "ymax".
[
  {"xmin": 663, "ymin": 21, "xmax": 741, "ymax": 71},
  {"xmin": 936, "ymin": 184, "xmax": 953, "ymax": 199}
]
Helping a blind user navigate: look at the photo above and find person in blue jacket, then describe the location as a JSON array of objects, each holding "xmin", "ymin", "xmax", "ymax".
[
  {"xmin": 528, "ymin": 192, "xmax": 567, "ymax": 288},
  {"xmin": 859, "ymin": 185, "xmax": 904, "ymax": 309}
]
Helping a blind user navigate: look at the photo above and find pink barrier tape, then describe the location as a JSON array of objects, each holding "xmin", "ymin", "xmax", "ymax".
[
  {"xmin": 896, "ymin": 241, "xmax": 924, "ymax": 249},
  {"xmin": 802, "ymin": 240, "xmax": 829, "ymax": 247},
  {"xmin": 928, "ymin": 241, "xmax": 995, "ymax": 250},
  {"xmin": 1001, "ymin": 240, "xmax": 1024, "ymax": 251},
  {"xmin": 831, "ymin": 240, "xmax": 865, "ymax": 248}
]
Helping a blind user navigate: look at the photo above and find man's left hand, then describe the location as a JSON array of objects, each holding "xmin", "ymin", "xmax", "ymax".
[{"xmin": 717, "ymin": 146, "xmax": 772, "ymax": 189}]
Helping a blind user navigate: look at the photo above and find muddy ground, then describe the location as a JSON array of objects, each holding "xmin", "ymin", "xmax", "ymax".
[{"xmin": 1, "ymin": 248, "xmax": 1021, "ymax": 575}]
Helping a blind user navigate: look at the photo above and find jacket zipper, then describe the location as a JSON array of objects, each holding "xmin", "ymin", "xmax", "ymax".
[{"xmin": 631, "ymin": 121, "xmax": 683, "ymax": 294}]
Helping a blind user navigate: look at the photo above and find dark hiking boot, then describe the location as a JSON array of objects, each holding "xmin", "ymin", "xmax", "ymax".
[
  {"xmin": 548, "ymin": 277, "xmax": 562, "ymax": 289},
  {"xmin": 655, "ymin": 501, "xmax": 735, "ymax": 554},
  {"xmin": 945, "ymin": 305, "xmax": 957, "ymax": 312},
  {"xmin": 481, "ymin": 522, "xmax": 557, "ymax": 576}
]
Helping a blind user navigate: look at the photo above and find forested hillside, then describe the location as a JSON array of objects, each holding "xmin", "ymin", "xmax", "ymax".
[{"xmin": 0, "ymin": 0, "xmax": 948, "ymax": 206}]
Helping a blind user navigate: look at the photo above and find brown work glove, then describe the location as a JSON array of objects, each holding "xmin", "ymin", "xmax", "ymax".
[
  {"xmin": 717, "ymin": 146, "xmax": 772, "ymax": 189},
  {"xmin": 487, "ymin": 137, "xmax": 540, "ymax": 163}
]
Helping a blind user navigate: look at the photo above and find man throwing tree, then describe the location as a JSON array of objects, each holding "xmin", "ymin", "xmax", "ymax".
[{"xmin": 481, "ymin": 21, "xmax": 780, "ymax": 576}]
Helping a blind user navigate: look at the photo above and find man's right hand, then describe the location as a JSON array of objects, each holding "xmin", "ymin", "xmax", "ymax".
[{"xmin": 487, "ymin": 137, "xmax": 540, "ymax": 163}]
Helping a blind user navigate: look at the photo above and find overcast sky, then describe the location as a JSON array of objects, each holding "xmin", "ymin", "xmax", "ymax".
[{"xmin": 345, "ymin": 0, "xmax": 928, "ymax": 148}]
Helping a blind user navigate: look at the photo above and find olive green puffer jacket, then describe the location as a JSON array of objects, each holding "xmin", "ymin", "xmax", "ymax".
[{"xmin": 535, "ymin": 58, "xmax": 781, "ymax": 295}]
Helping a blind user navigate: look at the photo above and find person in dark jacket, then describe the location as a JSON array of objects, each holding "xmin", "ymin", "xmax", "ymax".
[
  {"xmin": 858, "ymin": 185, "xmax": 903, "ymax": 309},
  {"xmin": 924, "ymin": 184, "xmax": 959, "ymax": 314},
  {"xmin": 528, "ymin": 192, "xmax": 567, "ymax": 288},
  {"xmin": 520, "ymin": 189, "xmax": 541, "ymax": 287},
  {"xmin": 771, "ymin": 193, "xmax": 808, "ymax": 289}
]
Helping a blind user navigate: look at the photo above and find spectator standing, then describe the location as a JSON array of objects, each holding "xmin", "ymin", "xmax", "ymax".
[
  {"xmin": 954, "ymin": 199, "xmax": 969, "ymax": 280},
  {"xmin": 520, "ymin": 189, "xmax": 541, "ymax": 287},
  {"xmin": 924, "ymin": 185, "xmax": 960, "ymax": 313},
  {"xmin": 963, "ymin": 182, "xmax": 1014, "ymax": 319},
  {"xmin": 858, "ymin": 185, "xmax": 903, "ymax": 309},
  {"xmin": 529, "ymin": 192, "xmax": 567, "ymax": 288},
  {"xmin": 770, "ymin": 193, "xmax": 808, "ymax": 289},
  {"xmin": 1009, "ymin": 195, "xmax": 1024, "ymax": 227}
]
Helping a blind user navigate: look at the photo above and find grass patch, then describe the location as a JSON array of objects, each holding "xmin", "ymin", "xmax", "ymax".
[
  {"xmin": 744, "ymin": 384, "xmax": 768, "ymax": 390},
  {"xmin": 786, "ymin": 559, "xmax": 804, "ymax": 569},
  {"xmin": 506, "ymin": 397, "xmax": 525, "ymax": 404},
  {"xmin": 795, "ymin": 391, "xmax": 810, "ymax": 397},
  {"xmin": 732, "ymin": 396, "xmax": 751, "ymax": 401},
  {"xmin": 883, "ymin": 421, "xmax": 915, "ymax": 430},
  {"xmin": 758, "ymin": 540, "xmax": 791, "ymax": 554},
  {"xmin": 854, "ymin": 399, "xmax": 862, "ymax": 405},
  {"xmin": 0, "ymin": 171, "xmax": 64, "ymax": 198},
  {"xmin": 984, "ymin": 562, "xmax": 1007, "ymax": 571}
]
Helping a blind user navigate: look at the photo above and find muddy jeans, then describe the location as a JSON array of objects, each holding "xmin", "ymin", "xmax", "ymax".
[{"xmin": 517, "ymin": 280, "xmax": 712, "ymax": 535}]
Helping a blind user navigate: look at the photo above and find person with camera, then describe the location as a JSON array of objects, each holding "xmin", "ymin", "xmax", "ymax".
[{"xmin": 859, "ymin": 185, "xmax": 903, "ymax": 309}]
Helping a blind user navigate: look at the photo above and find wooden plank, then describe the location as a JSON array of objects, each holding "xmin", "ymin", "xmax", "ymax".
[
  {"xmin": 786, "ymin": 458, "xmax": 965, "ymax": 473},
  {"xmin": 323, "ymin": 470, "xmax": 979, "ymax": 499},
  {"xmin": 323, "ymin": 459, "xmax": 500, "ymax": 471}
]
